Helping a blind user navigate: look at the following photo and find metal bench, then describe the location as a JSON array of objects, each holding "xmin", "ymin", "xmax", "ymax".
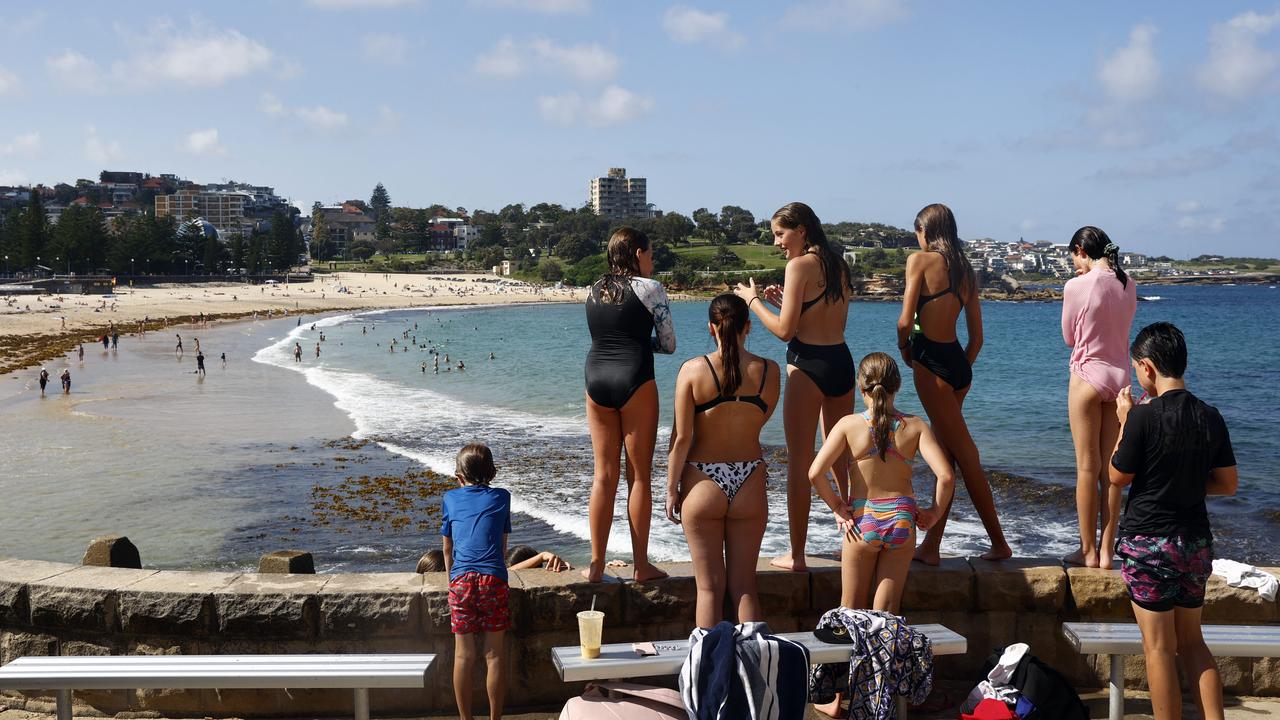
[
  {"xmin": 1063, "ymin": 621, "xmax": 1280, "ymax": 720},
  {"xmin": 0, "ymin": 653, "xmax": 436, "ymax": 720},
  {"xmin": 552, "ymin": 624, "xmax": 965, "ymax": 716}
]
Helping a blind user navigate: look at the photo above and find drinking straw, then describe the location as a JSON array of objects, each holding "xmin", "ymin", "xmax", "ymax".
[{"xmin": 590, "ymin": 594, "xmax": 597, "ymax": 612}]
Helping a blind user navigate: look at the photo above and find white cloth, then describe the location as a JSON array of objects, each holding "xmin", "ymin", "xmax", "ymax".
[
  {"xmin": 964, "ymin": 642, "xmax": 1029, "ymax": 709},
  {"xmin": 1212, "ymin": 559, "xmax": 1278, "ymax": 602}
]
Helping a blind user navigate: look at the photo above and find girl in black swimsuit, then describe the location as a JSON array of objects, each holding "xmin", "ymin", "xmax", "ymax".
[
  {"xmin": 582, "ymin": 228, "xmax": 676, "ymax": 583},
  {"xmin": 736, "ymin": 202, "xmax": 855, "ymax": 572},
  {"xmin": 897, "ymin": 203, "xmax": 1011, "ymax": 564}
]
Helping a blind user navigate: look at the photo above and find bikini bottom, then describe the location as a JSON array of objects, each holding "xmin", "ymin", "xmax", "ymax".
[
  {"xmin": 910, "ymin": 334, "xmax": 972, "ymax": 391},
  {"xmin": 786, "ymin": 339, "xmax": 855, "ymax": 397},
  {"xmin": 687, "ymin": 459, "xmax": 763, "ymax": 505},
  {"xmin": 850, "ymin": 496, "xmax": 918, "ymax": 549}
]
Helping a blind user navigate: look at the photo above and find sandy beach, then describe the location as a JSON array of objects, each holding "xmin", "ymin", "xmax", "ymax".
[{"xmin": 0, "ymin": 272, "xmax": 586, "ymax": 374}]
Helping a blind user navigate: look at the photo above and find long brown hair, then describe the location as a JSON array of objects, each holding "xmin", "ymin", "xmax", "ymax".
[
  {"xmin": 455, "ymin": 443, "xmax": 496, "ymax": 487},
  {"xmin": 1069, "ymin": 226, "xmax": 1128, "ymax": 288},
  {"xmin": 914, "ymin": 203, "xmax": 974, "ymax": 299},
  {"xmin": 708, "ymin": 293, "xmax": 749, "ymax": 395},
  {"xmin": 857, "ymin": 352, "xmax": 902, "ymax": 461},
  {"xmin": 598, "ymin": 226, "xmax": 650, "ymax": 304},
  {"xmin": 772, "ymin": 202, "xmax": 852, "ymax": 305}
]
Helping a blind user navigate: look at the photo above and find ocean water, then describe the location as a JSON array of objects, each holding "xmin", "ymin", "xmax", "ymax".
[
  {"xmin": 246, "ymin": 283, "xmax": 1280, "ymax": 568},
  {"xmin": 1, "ymin": 284, "xmax": 1274, "ymax": 571}
]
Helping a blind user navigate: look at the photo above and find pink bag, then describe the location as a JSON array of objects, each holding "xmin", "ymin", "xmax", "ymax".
[{"xmin": 558, "ymin": 681, "xmax": 686, "ymax": 720}]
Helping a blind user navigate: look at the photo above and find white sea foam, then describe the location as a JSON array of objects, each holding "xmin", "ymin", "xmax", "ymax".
[{"xmin": 1140, "ymin": 295, "xmax": 1164, "ymax": 301}]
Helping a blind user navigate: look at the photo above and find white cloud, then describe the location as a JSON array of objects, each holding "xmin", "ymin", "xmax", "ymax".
[
  {"xmin": 474, "ymin": 36, "xmax": 525, "ymax": 78},
  {"xmin": 0, "ymin": 132, "xmax": 41, "ymax": 157},
  {"xmin": 308, "ymin": 0, "xmax": 420, "ymax": 7},
  {"xmin": 375, "ymin": 105, "xmax": 404, "ymax": 134},
  {"xmin": 0, "ymin": 169, "xmax": 27, "ymax": 186},
  {"xmin": 1197, "ymin": 10, "xmax": 1280, "ymax": 100},
  {"xmin": 260, "ymin": 92, "xmax": 287, "ymax": 117},
  {"xmin": 782, "ymin": 0, "xmax": 907, "ymax": 31},
  {"xmin": 0, "ymin": 66, "xmax": 18, "ymax": 94},
  {"xmin": 115, "ymin": 21, "xmax": 272, "ymax": 87},
  {"xmin": 1099, "ymin": 23, "xmax": 1160, "ymax": 102},
  {"xmin": 1019, "ymin": 219, "xmax": 1038, "ymax": 234},
  {"xmin": 46, "ymin": 50, "xmax": 104, "ymax": 92},
  {"xmin": 663, "ymin": 6, "xmax": 745, "ymax": 50},
  {"xmin": 469, "ymin": 0, "xmax": 591, "ymax": 14},
  {"xmin": 85, "ymin": 126, "xmax": 124, "ymax": 164},
  {"xmin": 1175, "ymin": 200, "xmax": 1203, "ymax": 214},
  {"xmin": 181, "ymin": 128, "xmax": 227, "ymax": 156},
  {"xmin": 537, "ymin": 85, "xmax": 653, "ymax": 127},
  {"xmin": 362, "ymin": 33, "xmax": 409, "ymax": 65},
  {"xmin": 475, "ymin": 36, "xmax": 618, "ymax": 83},
  {"xmin": 1175, "ymin": 215, "xmax": 1226, "ymax": 234},
  {"xmin": 295, "ymin": 105, "xmax": 350, "ymax": 131}
]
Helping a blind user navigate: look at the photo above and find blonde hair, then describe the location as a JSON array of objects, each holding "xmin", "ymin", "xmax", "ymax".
[{"xmin": 857, "ymin": 352, "xmax": 902, "ymax": 461}]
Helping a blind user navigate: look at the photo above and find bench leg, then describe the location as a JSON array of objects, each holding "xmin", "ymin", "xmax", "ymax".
[
  {"xmin": 353, "ymin": 687, "xmax": 369, "ymax": 720},
  {"xmin": 896, "ymin": 695, "xmax": 908, "ymax": 717},
  {"xmin": 56, "ymin": 688, "xmax": 72, "ymax": 720},
  {"xmin": 1109, "ymin": 654, "xmax": 1124, "ymax": 720}
]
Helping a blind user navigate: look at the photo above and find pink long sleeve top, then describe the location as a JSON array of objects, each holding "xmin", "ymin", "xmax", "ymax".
[{"xmin": 1061, "ymin": 266, "xmax": 1137, "ymax": 400}]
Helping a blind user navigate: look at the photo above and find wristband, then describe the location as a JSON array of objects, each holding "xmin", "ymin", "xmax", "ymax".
[{"xmin": 749, "ymin": 296, "xmax": 760, "ymax": 308}]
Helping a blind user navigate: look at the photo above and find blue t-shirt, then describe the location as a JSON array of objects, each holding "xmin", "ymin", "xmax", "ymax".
[{"xmin": 440, "ymin": 485, "xmax": 512, "ymax": 582}]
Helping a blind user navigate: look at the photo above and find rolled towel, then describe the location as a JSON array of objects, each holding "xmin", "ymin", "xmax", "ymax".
[{"xmin": 1211, "ymin": 559, "xmax": 1278, "ymax": 602}]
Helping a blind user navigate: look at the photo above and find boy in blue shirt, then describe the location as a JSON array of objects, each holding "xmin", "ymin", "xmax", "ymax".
[
  {"xmin": 1110, "ymin": 322, "xmax": 1238, "ymax": 720},
  {"xmin": 441, "ymin": 443, "xmax": 511, "ymax": 720}
]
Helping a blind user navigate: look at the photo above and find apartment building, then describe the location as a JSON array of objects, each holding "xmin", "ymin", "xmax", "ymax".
[
  {"xmin": 589, "ymin": 167, "xmax": 652, "ymax": 219},
  {"xmin": 155, "ymin": 187, "xmax": 248, "ymax": 233}
]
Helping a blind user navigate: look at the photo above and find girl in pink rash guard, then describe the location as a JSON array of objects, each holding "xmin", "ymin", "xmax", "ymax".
[{"xmin": 1062, "ymin": 226, "xmax": 1137, "ymax": 569}]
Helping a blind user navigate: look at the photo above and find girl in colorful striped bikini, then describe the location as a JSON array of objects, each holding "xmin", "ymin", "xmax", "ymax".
[{"xmin": 809, "ymin": 352, "xmax": 955, "ymax": 613}]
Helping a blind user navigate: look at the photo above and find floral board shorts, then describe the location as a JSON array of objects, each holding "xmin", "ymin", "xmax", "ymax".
[
  {"xmin": 448, "ymin": 571, "xmax": 511, "ymax": 634},
  {"xmin": 1115, "ymin": 534, "xmax": 1213, "ymax": 612}
]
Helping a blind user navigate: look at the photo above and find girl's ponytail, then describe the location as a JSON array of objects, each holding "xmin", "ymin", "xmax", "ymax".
[
  {"xmin": 856, "ymin": 352, "xmax": 902, "ymax": 461},
  {"xmin": 1104, "ymin": 241, "xmax": 1128, "ymax": 288},
  {"xmin": 708, "ymin": 294, "xmax": 749, "ymax": 395},
  {"xmin": 1069, "ymin": 226, "xmax": 1128, "ymax": 288}
]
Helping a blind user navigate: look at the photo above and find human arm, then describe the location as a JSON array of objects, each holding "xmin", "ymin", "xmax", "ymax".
[
  {"xmin": 1061, "ymin": 278, "xmax": 1079, "ymax": 347},
  {"xmin": 1108, "ymin": 387, "xmax": 1140, "ymax": 488},
  {"xmin": 736, "ymin": 258, "xmax": 808, "ymax": 341},
  {"xmin": 509, "ymin": 551, "xmax": 571, "ymax": 572},
  {"xmin": 914, "ymin": 421, "xmax": 956, "ymax": 530},
  {"xmin": 442, "ymin": 536, "xmax": 453, "ymax": 575},
  {"xmin": 665, "ymin": 362, "xmax": 697, "ymax": 524},
  {"xmin": 634, "ymin": 278, "xmax": 676, "ymax": 354},
  {"xmin": 898, "ymin": 253, "xmax": 924, "ymax": 367},
  {"xmin": 807, "ymin": 418, "xmax": 856, "ymax": 534},
  {"xmin": 962, "ymin": 278, "xmax": 984, "ymax": 366},
  {"xmin": 1206, "ymin": 411, "xmax": 1238, "ymax": 496}
]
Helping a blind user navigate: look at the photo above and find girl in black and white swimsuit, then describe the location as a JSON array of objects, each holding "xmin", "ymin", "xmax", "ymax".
[{"xmin": 666, "ymin": 294, "xmax": 780, "ymax": 628}]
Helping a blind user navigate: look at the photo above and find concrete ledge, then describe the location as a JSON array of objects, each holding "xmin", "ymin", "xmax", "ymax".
[{"xmin": 1, "ymin": 555, "xmax": 1276, "ymax": 715}]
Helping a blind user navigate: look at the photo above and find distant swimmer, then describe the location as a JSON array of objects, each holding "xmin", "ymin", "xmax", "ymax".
[
  {"xmin": 220, "ymin": 352, "xmax": 226, "ymax": 368},
  {"xmin": 421, "ymin": 362, "xmax": 427, "ymax": 373},
  {"xmin": 78, "ymin": 344, "xmax": 84, "ymax": 360},
  {"xmin": 39, "ymin": 369, "xmax": 48, "ymax": 396},
  {"xmin": 489, "ymin": 352, "xmax": 496, "ymax": 360},
  {"xmin": 315, "ymin": 343, "xmax": 321, "ymax": 358},
  {"xmin": 60, "ymin": 368, "xmax": 71, "ymax": 394},
  {"xmin": 102, "ymin": 334, "xmax": 109, "ymax": 350},
  {"xmin": 294, "ymin": 342, "xmax": 303, "ymax": 362},
  {"xmin": 457, "ymin": 360, "xmax": 465, "ymax": 371},
  {"xmin": 175, "ymin": 334, "xmax": 183, "ymax": 356},
  {"xmin": 362, "ymin": 326, "xmax": 367, "ymax": 335},
  {"xmin": 196, "ymin": 351, "xmax": 206, "ymax": 376},
  {"xmin": 111, "ymin": 331, "xmax": 118, "ymax": 349},
  {"xmin": 194, "ymin": 338, "xmax": 201, "ymax": 355}
]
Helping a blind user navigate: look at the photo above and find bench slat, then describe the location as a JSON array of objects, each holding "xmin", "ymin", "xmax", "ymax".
[
  {"xmin": 1063, "ymin": 622, "xmax": 1280, "ymax": 657},
  {"xmin": 552, "ymin": 624, "xmax": 965, "ymax": 683}
]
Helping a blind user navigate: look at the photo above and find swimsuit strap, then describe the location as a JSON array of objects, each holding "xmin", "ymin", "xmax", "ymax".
[
  {"xmin": 701, "ymin": 355, "xmax": 723, "ymax": 394},
  {"xmin": 757, "ymin": 360, "xmax": 769, "ymax": 393},
  {"xmin": 800, "ymin": 294, "xmax": 824, "ymax": 313},
  {"xmin": 859, "ymin": 411, "xmax": 907, "ymax": 461}
]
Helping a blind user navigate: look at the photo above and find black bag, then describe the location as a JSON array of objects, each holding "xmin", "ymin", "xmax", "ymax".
[{"xmin": 978, "ymin": 647, "xmax": 1089, "ymax": 720}]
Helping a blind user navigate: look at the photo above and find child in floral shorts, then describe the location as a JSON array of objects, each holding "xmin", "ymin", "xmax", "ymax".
[
  {"xmin": 442, "ymin": 443, "xmax": 511, "ymax": 720},
  {"xmin": 1110, "ymin": 323, "xmax": 1237, "ymax": 720}
]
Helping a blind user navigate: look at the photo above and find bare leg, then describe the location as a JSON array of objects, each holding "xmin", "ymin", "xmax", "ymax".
[
  {"xmin": 583, "ymin": 394, "xmax": 621, "ymax": 583},
  {"xmin": 680, "ymin": 471, "xmax": 728, "ymax": 628},
  {"xmin": 815, "ymin": 533, "xmax": 880, "ymax": 718},
  {"xmin": 1066, "ymin": 375, "xmax": 1103, "ymax": 567},
  {"xmin": 1174, "ymin": 606, "xmax": 1224, "ymax": 720},
  {"xmin": 1133, "ymin": 603, "xmax": 1182, "ymax": 720},
  {"xmin": 724, "ymin": 468, "xmax": 768, "ymax": 623},
  {"xmin": 821, "ymin": 390, "xmax": 856, "ymax": 502},
  {"xmin": 914, "ymin": 369, "xmax": 1011, "ymax": 563},
  {"xmin": 871, "ymin": 530, "xmax": 916, "ymax": 614},
  {"xmin": 620, "ymin": 381, "xmax": 666, "ymax": 581},
  {"xmin": 484, "ymin": 631, "xmax": 506, "ymax": 720},
  {"xmin": 1097, "ymin": 398, "xmax": 1122, "ymax": 568},
  {"xmin": 452, "ymin": 633, "xmax": 477, "ymax": 720},
  {"xmin": 773, "ymin": 367, "xmax": 823, "ymax": 571}
]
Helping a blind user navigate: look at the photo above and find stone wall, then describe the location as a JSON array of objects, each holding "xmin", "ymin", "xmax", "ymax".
[{"xmin": 1, "ymin": 555, "xmax": 1276, "ymax": 716}]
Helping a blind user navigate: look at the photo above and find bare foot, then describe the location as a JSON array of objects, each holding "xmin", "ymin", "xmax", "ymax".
[
  {"xmin": 633, "ymin": 563, "xmax": 669, "ymax": 583},
  {"xmin": 1099, "ymin": 551, "xmax": 1115, "ymax": 569},
  {"xmin": 813, "ymin": 693, "xmax": 844, "ymax": 718},
  {"xmin": 580, "ymin": 562, "xmax": 605, "ymax": 583},
  {"xmin": 1063, "ymin": 548, "xmax": 1098, "ymax": 568},
  {"xmin": 913, "ymin": 546, "xmax": 940, "ymax": 566},
  {"xmin": 980, "ymin": 544, "xmax": 1013, "ymax": 562},
  {"xmin": 769, "ymin": 554, "xmax": 807, "ymax": 572}
]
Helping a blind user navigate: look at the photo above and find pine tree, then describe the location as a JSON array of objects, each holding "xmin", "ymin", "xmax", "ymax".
[
  {"xmin": 370, "ymin": 183, "xmax": 392, "ymax": 243},
  {"xmin": 311, "ymin": 204, "xmax": 331, "ymax": 261},
  {"xmin": 20, "ymin": 187, "xmax": 48, "ymax": 269}
]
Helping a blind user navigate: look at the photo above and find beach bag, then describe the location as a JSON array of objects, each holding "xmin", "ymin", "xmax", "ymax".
[
  {"xmin": 558, "ymin": 681, "xmax": 686, "ymax": 720},
  {"xmin": 961, "ymin": 646, "xmax": 1087, "ymax": 720}
]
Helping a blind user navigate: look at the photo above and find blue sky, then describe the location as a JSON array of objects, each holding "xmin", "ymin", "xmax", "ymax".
[{"xmin": 1, "ymin": 1, "xmax": 1278, "ymax": 257}]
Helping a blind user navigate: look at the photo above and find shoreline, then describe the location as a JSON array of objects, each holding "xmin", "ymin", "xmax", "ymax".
[{"xmin": 0, "ymin": 272, "xmax": 586, "ymax": 376}]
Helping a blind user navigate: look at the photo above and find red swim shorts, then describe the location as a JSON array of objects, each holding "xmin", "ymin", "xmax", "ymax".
[{"xmin": 448, "ymin": 572, "xmax": 511, "ymax": 634}]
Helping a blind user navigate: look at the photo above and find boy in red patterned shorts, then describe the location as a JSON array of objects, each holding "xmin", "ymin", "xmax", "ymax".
[
  {"xmin": 442, "ymin": 443, "xmax": 511, "ymax": 720},
  {"xmin": 1110, "ymin": 323, "xmax": 1238, "ymax": 720}
]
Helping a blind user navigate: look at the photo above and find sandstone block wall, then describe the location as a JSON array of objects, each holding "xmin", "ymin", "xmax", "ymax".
[{"xmin": 0, "ymin": 555, "xmax": 1276, "ymax": 716}]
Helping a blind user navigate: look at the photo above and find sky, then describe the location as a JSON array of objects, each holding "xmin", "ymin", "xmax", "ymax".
[{"xmin": 1, "ymin": 1, "xmax": 1278, "ymax": 258}]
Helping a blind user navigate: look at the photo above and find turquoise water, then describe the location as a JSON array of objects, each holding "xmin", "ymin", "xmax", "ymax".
[{"xmin": 253, "ymin": 284, "xmax": 1280, "ymax": 567}]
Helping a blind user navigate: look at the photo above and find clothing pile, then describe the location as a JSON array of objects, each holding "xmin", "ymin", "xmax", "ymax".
[
  {"xmin": 678, "ymin": 621, "xmax": 810, "ymax": 720},
  {"xmin": 558, "ymin": 682, "xmax": 685, "ymax": 719},
  {"xmin": 1212, "ymin": 559, "xmax": 1279, "ymax": 601},
  {"xmin": 960, "ymin": 644, "xmax": 1087, "ymax": 720},
  {"xmin": 808, "ymin": 608, "xmax": 933, "ymax": 719}
]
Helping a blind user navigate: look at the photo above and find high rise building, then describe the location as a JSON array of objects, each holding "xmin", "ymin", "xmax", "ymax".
[
  {"xmin": 155, "ymin": 187, "xmax": 247, "ymax": 233},
  {"xmin": 589, "ymin": 168, "xmax": 652, "ymax": 219}
]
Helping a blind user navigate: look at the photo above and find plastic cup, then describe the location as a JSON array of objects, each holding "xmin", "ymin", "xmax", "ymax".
[{"xmin": 577, "ymin": 610, "xmax": 604, "ymax": 659}]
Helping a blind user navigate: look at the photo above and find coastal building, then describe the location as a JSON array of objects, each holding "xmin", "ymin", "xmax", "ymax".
[
  {"xmin": 454, "ymin": 225, "xmax": 480, "ymax": 251},
  {"xmin": 589, "ymin": 168, "xmax": 653, "ymax": 219},
  {"xmin": 155, "ymin": 187, "xmax": 247, "ymax": 233},
  {"xmin": 314, "ymin": 205, "xmax": 375, "ymax": 256}
]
